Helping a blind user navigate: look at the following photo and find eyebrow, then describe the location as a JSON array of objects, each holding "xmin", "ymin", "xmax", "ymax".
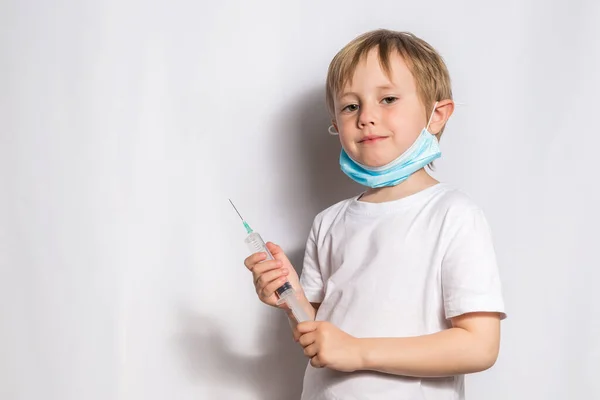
[
  {"xmin": 339, "ymin": 84, "xmax": 398, "ymax": 99},
  {"xmin": 376, "ymin": 84, "xmax": 396, "ymax": 90},
  {"xmin": 339, "ymin": 91, "xmax": 358, "ymax": 99}
]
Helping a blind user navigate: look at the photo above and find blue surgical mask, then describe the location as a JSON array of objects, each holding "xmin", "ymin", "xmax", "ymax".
[{"xmin": 333, "ymin": 102, "xmax": 441, "ymax": 188}]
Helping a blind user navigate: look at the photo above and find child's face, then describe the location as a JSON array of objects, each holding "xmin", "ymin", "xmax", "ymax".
[{"xmin": 332, "ymin": 48, "xmax": 428, "ymax": 168}]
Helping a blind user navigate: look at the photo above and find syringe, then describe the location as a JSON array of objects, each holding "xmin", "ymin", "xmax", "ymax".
[{"xmin": 229, "ymin": 199, "xmax": 311, "ymax": 323}]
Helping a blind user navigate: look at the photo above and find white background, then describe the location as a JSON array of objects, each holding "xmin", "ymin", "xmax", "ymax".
[{"xmin": 1, "ymin": 1, "xmax": 599, "ymax": 399}]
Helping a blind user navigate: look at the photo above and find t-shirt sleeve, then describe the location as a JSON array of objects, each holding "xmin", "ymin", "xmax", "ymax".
[
  {"xmin": 299, "ymin": 221, "xmax": 325, "ymax": 303},
  {"xmin": 442, "ymin": 207, "xmax": 506, "ymax": 320}
]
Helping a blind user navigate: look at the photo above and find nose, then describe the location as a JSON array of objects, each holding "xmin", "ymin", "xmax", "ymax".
[{"xmin": 357, "ymin": 103, "xmax": 378, "ymax": 128}]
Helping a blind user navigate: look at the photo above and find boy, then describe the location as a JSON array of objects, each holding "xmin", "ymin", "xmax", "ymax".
[{"xmin": 244, "ymin": 29, "xmax": 506, "ymax": 400}]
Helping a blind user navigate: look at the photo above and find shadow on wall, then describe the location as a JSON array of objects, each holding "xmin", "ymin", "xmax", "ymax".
[
  {"xmin": 286, "ymin": 85, "xmax": 361, "ymax": 217},
  {"xmin": 176, "ymin": 306, "xmax": 308, "ymax": 400},
  {"xmin": 176, "ymin": 87, "xmax": 359, "ymax": 399},
  {"xmin": 277, "ymin": 84, "xmax": 361, "ymax": 272}
]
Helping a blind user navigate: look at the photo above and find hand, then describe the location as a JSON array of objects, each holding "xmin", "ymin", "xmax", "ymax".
[
  {"xmin": 243, "ymin": 242, "xmax": 302, "ymax": 309},
  {"xmin": 297, "ymin": 321, "xmax": 363, "ymax": 372}
]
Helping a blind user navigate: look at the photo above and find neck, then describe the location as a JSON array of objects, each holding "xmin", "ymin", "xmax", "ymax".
[{"xmin": 359, "ymin": 168, "xmax": 439, "ymax": 203}]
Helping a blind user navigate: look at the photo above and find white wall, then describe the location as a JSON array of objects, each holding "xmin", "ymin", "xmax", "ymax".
[{"xmin": 1, "ymin": 0, "xmax": 599, "ymax": 399}]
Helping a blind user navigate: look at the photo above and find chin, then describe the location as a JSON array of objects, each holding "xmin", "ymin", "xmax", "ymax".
[{"xmin": 357, "ymin": 152, "xmax": 398, "ymax": 168}]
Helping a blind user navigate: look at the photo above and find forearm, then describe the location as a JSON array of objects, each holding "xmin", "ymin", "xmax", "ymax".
[{"xmin": 359, "ymin": 327, "xmax": 498, "ymax": 378}]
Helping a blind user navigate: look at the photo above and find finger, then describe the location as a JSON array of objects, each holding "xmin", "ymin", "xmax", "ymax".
[
  {"xmin": 303, "ymin": 343, "xmax": 318, "ymax": 358},
  {"xmin": 310, "ymin": 355, "xmax": 324, "ymax": 368},
  {"xmin": 251, "ymin": 259, "xmax": 283, "ymax": 278},
  {"xmin": 244, "ymin": 252, "xmax": 267, "ymax": 270},
  {"xmin": 266, "ymin": 242, "xmax": 291, "ymax": 263},
  {"xmin": 293, "ymin": 329, "xmax": 302, "ymax": 342},
  {"xmin": 298, "ymin": 332, "xmax": 316, "ymax": 347},
  {"xmin": 258, "ymin": 275, "xmax": 289, "ymax": 299},
  {"xmin": 255, "ymin": 267, "xmax": 289, "ymax": 288},
  {"xmin": 297, "ymin": 321, "xmax": 319, "ymax": 334}
]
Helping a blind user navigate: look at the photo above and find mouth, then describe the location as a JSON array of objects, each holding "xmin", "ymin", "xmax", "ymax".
[{"xmin": 359, "ymin": 135, "xmax": 388, "ymax": 144}]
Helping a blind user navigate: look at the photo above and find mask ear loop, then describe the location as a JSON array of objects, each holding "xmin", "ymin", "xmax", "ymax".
[
  {"xmin": 426, "ymin": 101, "xmax": 439, "ymax": 132},
  {"xmin": 425, "ymin": 101, "xmax": 440, "ymax": 171},
  {"xmin": 328, "ymin": 125, "xmax": 339, "ymax": 135}
]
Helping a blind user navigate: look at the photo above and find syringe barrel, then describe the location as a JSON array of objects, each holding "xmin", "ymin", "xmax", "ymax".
[
  {"xmin": 244, "ymin": 231, "xmax": 293, "ymax": 297},
  {"xmin": 278, "ymin": 288, "xmax": 311, "ymax": 323},
  {"xmin": 245, "ymin": 232, "xmax": 274, "ymax": 260}
]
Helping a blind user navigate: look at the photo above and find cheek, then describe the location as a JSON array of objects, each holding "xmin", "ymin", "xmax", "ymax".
[
  {"xmin": 384, "ymin": 108, "xmax": 409, "ymax": 128},
  {"xmin": 338, "ymin": 134, "xmax": 354, "ymax": 153},
  {"xmin": 336, "ymin": 116, "xmax": 352, "ymax": 132},
  {"xmin": 336, "ymin": 120, "xmax": 356, "ymax": 146},
  {"xmin": 385, "ymin": 109, "xmax": 423, "ymax": 135}
]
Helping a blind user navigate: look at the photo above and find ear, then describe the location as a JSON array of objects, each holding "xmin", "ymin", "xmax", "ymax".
[
  {"xmin": 428, "ymin": 99, "xmax": 454, "ymax": 135},
  {"xmin": 328, "ymin": 119, "xmax": 340, "ymax": 136},
  {"xmin": 331, "ymin": 119, "xmax": 338, "ymax": 133}
]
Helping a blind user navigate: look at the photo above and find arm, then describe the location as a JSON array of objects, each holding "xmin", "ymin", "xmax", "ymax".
[
  {"xmin": 360, "ymin": 312, "xmax": 500, "ymax": 377},
  {"xmin": 298, "ymin": 312, "xmax": 501, "ymax": 376}
]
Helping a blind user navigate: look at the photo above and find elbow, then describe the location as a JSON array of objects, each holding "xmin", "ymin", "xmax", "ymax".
[
  {"xmin": 479, "ymin": 349, "xmax": 498, "ymax": 372},
  {"xmin": 462, "ymin": 332, "xmax": 500, "ymax": 374},
  {"xmin": 473, "ymin": 342, "xmax": 499, "ymax": 372},
  {"xmin": 451, "ymin": 312, "xmax": 502, "ymax": 374}
]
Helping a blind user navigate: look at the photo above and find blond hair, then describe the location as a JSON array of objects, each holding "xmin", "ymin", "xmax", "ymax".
[{"xmin": 325, "ymin": 29, "xmax": 453, "ymax": 139}]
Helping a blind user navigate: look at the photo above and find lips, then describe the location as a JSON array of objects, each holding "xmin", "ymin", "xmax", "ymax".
[{"xmin": 359, "ymin": 135, "xmax": 387, "ymax": 143}]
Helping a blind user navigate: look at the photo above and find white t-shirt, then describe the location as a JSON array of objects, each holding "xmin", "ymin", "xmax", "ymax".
[{"xmin": 299, "ymin": 183, "xmax": 506, "ymax": 400}]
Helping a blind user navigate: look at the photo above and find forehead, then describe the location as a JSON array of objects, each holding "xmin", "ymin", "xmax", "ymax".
[{"xmin": 341, "ymin": 48, "xmax": 415, "ymax": 94}]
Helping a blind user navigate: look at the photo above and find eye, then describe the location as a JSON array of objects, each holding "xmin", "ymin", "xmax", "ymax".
[
  {"xmin": 342, "ymin": 104, "xmax": 359, "ymax": 113},
  {"xmin": 382, "ymin": 96, "xmax": 398, "ymax": 104}
]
